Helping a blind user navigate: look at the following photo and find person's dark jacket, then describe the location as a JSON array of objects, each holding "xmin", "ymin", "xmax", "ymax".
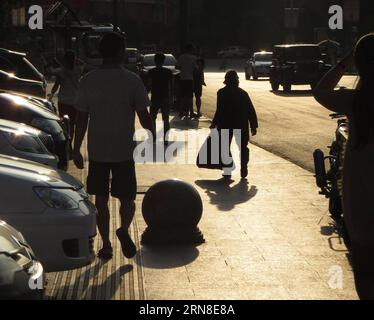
[{"xmin": 212, "ymin": 86, "xmax": 258, "ymax": 131}]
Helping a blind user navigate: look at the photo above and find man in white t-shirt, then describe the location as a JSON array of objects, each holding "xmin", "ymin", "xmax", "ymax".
[
  {"xmin": 73, "ymin": 33, "xmax": 155, "ymax": 260},
  {"xmin": 176, "ymin": 44, "xmax": 197, "ymax": 118}
]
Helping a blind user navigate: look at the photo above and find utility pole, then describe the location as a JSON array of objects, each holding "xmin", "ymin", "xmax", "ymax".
[
  {"xmin": 113, "ymin": 0, "xmax": 118, "ymax": 31},
  {"xmin": 290, "ymin": 0, "xmax": 295, "ymax": 43}
]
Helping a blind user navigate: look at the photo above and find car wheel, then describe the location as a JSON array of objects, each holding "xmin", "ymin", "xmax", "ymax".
[
  {"xmin": 271, "ymin": 81, "xmax": 280, "ymax": 91},
  {"xmin": 310, "ymin": 82, "xmax": 318, "ymax": 90},
  {"xmin": 283, "ymin": 83, "xmax": 292, "ymax": 92}
]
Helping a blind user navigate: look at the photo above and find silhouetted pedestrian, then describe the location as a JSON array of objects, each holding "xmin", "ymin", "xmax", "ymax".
[
  {"xmin": 50, "ymin": 50, "xmax": 84, "ymax": 146},
  {"xmin": 176, "ymin": 44, "xmax": 197, "ymax": 118},
  {"xmin": 211, "ymin": 70, "xmax": 258, "ymax": 179},
  {"xmin": 193, "ymin": 58, "xmax": 206, "ymax": 118},
  {"xmin": 148, "ymin": 53, "xmax": 173, "ymax": 143},
  {"xmin": 73, "ymin": 32, "xmax": 155, "ymax": 260}
]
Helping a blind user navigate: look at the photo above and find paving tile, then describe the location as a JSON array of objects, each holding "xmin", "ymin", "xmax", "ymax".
[
  {"xmin": 244, "ymin": 286, "xmax": 292, "ymax": 300},
  {"xmin": 192, "ymin": 289, "xmax": 252, "ymax": 300}
]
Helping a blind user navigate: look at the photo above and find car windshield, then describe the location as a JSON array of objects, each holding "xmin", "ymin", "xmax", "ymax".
[
  {"xmin": 254, "ymin": 53, "xmax": 273, "ymax": 62},
  {"xmin": 0, "ymin": 55, "xmax": 43, "ymax": 81},
  {"xmin": 143, "ymin": 55, "xmax": 177, "ymax": 67},
  {"xmin": 284, "ymin": 46, "xmax": 321, "ymax": 60},
  {"xmin": 20, "ymin": 57, "xmax": 43, "ymax": 80}
]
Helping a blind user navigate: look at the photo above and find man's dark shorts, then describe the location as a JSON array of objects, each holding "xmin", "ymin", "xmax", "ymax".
[
  {"xmin": 179, "ymin": 80, "xmax": 194, "ymax": 98},
  {"xmin": 87, "ymin": 160, "xmax": 137, "ymax": 200}
]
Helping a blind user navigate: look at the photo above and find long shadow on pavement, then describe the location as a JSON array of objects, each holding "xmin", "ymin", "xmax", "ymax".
[
  {"xmin": 48, "ymin": 259, "xmax": 133, "ymax": 300},
  {"xmin": 135, "ymin": 246, "xmax": 199, "ymax": 269},
  {"xmin": 195, "ymin": 178, "xmax": 258, "ymax": 211}
]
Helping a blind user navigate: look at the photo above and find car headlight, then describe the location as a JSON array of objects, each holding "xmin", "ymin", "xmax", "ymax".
[
  {"xmin": 30, "ymin": 118, "xmax": 62, "ymax": 136},
  {"xmin": 2, "ymin": 131, "xmax": 47, "ymax": 154},
  {"xmin": 34, "ymin": 187, "xmax": 80, "ymax": 210}
]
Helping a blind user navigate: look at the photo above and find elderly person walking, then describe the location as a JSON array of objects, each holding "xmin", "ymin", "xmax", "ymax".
[{"xmin": 210, "ymin": 70, "xmax": 258, "ymax": 179}]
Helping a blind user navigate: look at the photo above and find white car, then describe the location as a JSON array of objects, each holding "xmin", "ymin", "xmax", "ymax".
[
  {"xmin": 0, "ymin": 155, "xmax": 97, "ymax": 272},
  {"xmin": 0, "ymin": 119, "xmax": 58, "ymax": 168},
  {"xmin": 245, "ymin": 51, "xmax": 273, "ymax": 80}
]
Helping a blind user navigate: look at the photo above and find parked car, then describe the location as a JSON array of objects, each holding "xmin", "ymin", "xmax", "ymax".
[
  {"xmin": 0, "ymin": 48, "xmax": 46, "ymax": 98},
  {"xmin": 0, "ymin": 119, "xmax": 58, "ymax": 168},
  {"xmin": 245, "ymin": 51, "xmax": 273, "ymax": 80},
  {"xmin": 0, "ymin": 155, "xmax": 97, "ymax": 272},
  {"xmin": 218, "ymin": 46, "xmax": 248, "ymax": 58},
  {"xmin": 0, "ymin": 220, "xmax": 45, "ymax": 300},
  {"xmin": 269, "ymin": 44, "xmax": 331, "ymax": 92},
  {"xmin": 0, "ymin": 70, "xmax": 46, "ymax": 98},
  {"xmin": 1, "ymin": 89, "xmax": 57, "ymax": 114},
  {"xmin": 0, "ymin": 92, "xmax": 69, "ymax": 170}
]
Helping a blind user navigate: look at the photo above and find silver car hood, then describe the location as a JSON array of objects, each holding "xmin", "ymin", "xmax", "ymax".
[{"xmin": 0, "ymin": 155, "xmax": 83, "ymax": 189}]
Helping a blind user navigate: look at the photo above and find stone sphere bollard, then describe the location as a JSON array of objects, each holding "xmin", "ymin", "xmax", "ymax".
[{"xmin": 141, "ymin": 179, "xmax": 205, "ymax": 245}]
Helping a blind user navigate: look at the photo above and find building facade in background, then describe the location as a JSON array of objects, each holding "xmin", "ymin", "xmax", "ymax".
[
  {"xmin": 84, "ymin": 0, "xmax": 179, "ymax": 47},
  {"xmin": 0, "ymin": 0, "xmax": 372, "ymax": 55}
]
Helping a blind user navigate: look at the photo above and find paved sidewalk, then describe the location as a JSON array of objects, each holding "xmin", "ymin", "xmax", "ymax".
[{"xmin": 46, "ymin": 115, "xmax": 357, "ymax": 300}]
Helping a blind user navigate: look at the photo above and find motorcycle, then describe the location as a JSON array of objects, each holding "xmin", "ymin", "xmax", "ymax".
[{"xmin": 313, "ymin": 113, "xmax": 351, "ymax": 247}]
